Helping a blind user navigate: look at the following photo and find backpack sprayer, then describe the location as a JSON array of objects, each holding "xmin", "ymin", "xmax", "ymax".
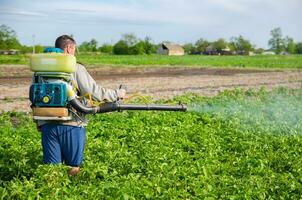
[{"xmin": 29, "ymin": 51, "xmax": 186, "ymax": 121}]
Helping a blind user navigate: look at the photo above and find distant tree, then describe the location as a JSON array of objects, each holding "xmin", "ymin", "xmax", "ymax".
[
  {"xmin": 78, "ymin": 41, "xmax": 89, "ymax": 52},
  {"xmin": 113, "ymin": 34, "xmax": 157, "ymax": 55},
  {"xmin": 21, "ymin": 45, "xmax": 32, "ymax": 53},
  {"xmin": 113, "ymin": 40, "xmax": 129, "ymax": 55},
  {"xmin": 230, "ymin": 35, "xmax": 253, "ymax": 54},
  {"xmin": 213, "ymin": 38, "xmax": 228, "ymax": 53},
  {"xmin": 0, "ymin": 24, "xmax": 21, "ymax": 50},
  {"xmin": 255, "ymin": 48, "xmax": 265, "ymax": 54},
  {"xmin": 122, "ymin": 33, "xmax": 138, "ymax": 47},
  {"xmin": 98, "ymin": 43, "xmax": 113, "ymax": 54},
  {"xmin": 296, "ymin": 42, "xmax": 302, "ymax": 54},
  {"xmin": 268, "ymin": 27, "xmax": 285, "ymax": 54},
  {"xmin": 89, "ymin": 39, "xmax": 98, "ymax": 52},
  {"xmin": 35, "ymin": 45, "xmax": 44, "ymax": 53},
  {"xmin": 153, "ymin": 43, "xmax": 161, "ymax": 53},
  {"xmin": 129, "ymin": 41, "xmax": 145, "ymax": 55},
  {"xmin": 143, "ymin": 36, "xmax": 156, "ymax": 54},
  {"xmin": 183, "ymin": 43, "xmax": 195, "ymax": 54},
  {"xmin": 195, "ymin": 38, "xmax": 209, "ymax": 54},
  {"xmin": 78, "ymin": 39, "xmax": 98, "ymax": 52},
  {"xmin": 284, "ymin": 36, "xmax": 296, "ymax": 54}
]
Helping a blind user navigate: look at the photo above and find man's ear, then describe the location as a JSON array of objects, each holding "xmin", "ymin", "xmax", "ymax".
[{"xmin": 64, "ymin": 47, "xmax": 70, "ymax": 54}]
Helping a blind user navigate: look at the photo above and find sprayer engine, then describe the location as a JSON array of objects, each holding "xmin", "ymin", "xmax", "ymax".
[{"xmin": 30, "ymin": 83, "xmax": 68, "ymax": 107}]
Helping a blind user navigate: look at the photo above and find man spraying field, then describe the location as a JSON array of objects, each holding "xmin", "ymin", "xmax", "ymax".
[
  {"xmin": 33, "ymin": 35, "xmax": 126, "ymax": 175},
  {"xmin": 29, "ymin": 35, "xmax": 186, "ymax": 176}
]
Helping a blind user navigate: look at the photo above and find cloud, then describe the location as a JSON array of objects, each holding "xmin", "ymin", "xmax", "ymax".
[
  {"xmin": 54, "ymin": 2, "xmax": 182, "ymax": 25},
  {"xmin": 0, "ymin": 9, "xmax": 48, "ymax": 17},
  {"xmin": 209, "ymin": 0, "xmax": 248, "ymax": 13}
]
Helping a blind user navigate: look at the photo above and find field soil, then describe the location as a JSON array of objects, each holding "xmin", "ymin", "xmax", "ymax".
[{"xmin": 0, "ymin": 65, "xmax": 301, "ymax": 112}]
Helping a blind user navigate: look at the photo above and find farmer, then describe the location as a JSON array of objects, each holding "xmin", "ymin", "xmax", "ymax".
[{"xmin": 37, "ymin": 35, "xmax": 126, "ymax": 175}]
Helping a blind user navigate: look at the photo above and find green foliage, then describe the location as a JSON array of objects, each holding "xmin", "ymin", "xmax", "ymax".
[
  {"xmin": 268, "ymin": 28, "xmax": 299, "ymax": 54},
  {"xmin": 195, "ymin": 38, "xmax": 210, "ymax": 54},
  {"xmin": 296, "ymin": 43, "xmax": 302, "ymax": 54},
  {"xmin": 121, "ymin": 33, "xmax": 138, "ymax": 47},
  {"xmin": 230, "ymin": 35, "xmax": 254, "ymax": 54},
  {"xmin": 0, "ymin": 112, "xmax": 42, "ymax": 182},
  {"xmin": 20, "ymin": 45, "xmax": 33, "ymax": 53},
  {"xmin": 129, "ymin": 41, "xmax": 146, "ymax": 55},
  {"xmin": 184, "ymin": 37, "xmax": 256, "ymax": 55},
  {"xmin": 212, "ymin": 38, "xmax": 228, "ymax": 53},
  {"xmin": 0, "ymin": 24, "xmax": 21, "ymax": 50},
  {"xmin": 79, "ymin": 39, "xmax": 98, "ymax": 52},
  {"xmin": 182, "ymin": 43, "xmax": 195, "ymax": 54},
  {"xmin": 98, "ymin": 44, "xmax": 113, "ymax": 54},
  {"xmin": 113, "ymin": 40, "xmax": 129, "ymax": 55},
  {"xmin": 255, "ymin": 48, "xmax": 264, "ymax": 54},
  {"xmin": 284, "ymin": 36, "xmax": 296, "ymax": 54},
  {"xmin": 268, "ymin": 27, "xmax": 285, "ymax": 54},
  {"xmin": 143, "ymin": 37, "xmax": 156, "ymax": 55},
  {"xmin": 34, "ymin": 45, "xmax": 44, "ymax": 53},
  {"xmin": 0, "ymin": 54, "xmax": 28, "ymax": 65},
  {"xmin": 1, "ymin": 89, "xmax": 302, "ymax": 199},
  {"xmin": 113, "ymin": 34, "xmax": 157, "ymax": 55}
]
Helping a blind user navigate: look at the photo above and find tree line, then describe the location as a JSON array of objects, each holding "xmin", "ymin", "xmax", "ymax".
[
  {"xmin": 0, "ymin": 24, "xmax": 301, "ymax": 55},
  {"xmin": 78, "ymin": 34, "xmax": 158, "ymax": 55},
  {"xmin": 73, "ymin": 29, "xmax": 302, "ymax": 55}
]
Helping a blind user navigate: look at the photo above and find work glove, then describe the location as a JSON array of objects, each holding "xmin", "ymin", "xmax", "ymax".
[
  {"xmin": 117, "ymin": 89, "xmax": 127, "ymax": 100},
  {"xmin": 117, "ymin": 84, "xmax": 127, "ymax": 100}
]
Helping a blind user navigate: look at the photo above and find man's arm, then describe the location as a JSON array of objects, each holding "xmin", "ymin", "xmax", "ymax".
[{"xmin": 75, "ymin": 64, "xmax": 125, "ymax": 102}]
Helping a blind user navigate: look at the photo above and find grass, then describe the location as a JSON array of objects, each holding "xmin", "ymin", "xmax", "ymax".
[
  {"xmin": 0, "ymin": 88, "xmax": 302, "ymax": 199},
  {"xmin": 1, "ymin": 54, "xmax": 302, "ymax": 69},
  {"xmin": 78, "ymin": 54, "xmax": 302, "ymax": 69},
  {"xmin": 0, "ymin": 54, "xmax": 28, "ymax": 65}
]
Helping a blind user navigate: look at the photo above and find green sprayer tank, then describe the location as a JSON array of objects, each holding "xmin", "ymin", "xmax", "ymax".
[{"xmin": 30, "ymin": 53, "xmax": 76, "ymax": 73}]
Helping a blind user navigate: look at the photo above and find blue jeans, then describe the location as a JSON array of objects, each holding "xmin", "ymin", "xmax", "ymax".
[{"xmin": 41, "ymin": 124, "xmax": 86, "ymax": 167}]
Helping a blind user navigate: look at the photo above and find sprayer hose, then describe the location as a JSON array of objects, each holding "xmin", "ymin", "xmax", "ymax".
[{"xmin": 70, "ymin": 98, "xmax": 187, "ymax": 114}]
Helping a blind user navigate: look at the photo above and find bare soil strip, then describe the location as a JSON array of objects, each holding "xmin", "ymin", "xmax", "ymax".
[{"xmin": 0, "ymin": 65, "xmax": 301, "ymax": 112}]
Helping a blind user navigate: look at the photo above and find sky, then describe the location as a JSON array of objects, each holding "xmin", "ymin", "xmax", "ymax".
[{"xmin": 0, "ymin": 0, "xmax": 301, "ymax": 48}]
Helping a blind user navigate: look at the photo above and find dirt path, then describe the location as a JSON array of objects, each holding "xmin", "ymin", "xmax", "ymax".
[{"xmin": 0, "ymin": 65, "xmax": 301, "ymax": 112}]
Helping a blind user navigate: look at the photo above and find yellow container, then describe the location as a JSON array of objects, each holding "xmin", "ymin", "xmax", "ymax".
[{"xmin": 30, "ymin": 53, "xmax": 77, "ymax": 73}]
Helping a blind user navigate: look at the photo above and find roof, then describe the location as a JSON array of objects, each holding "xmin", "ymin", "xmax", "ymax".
[{"xmin": 162, "ymin": 43, "xmax": 184, "ymax": 52}]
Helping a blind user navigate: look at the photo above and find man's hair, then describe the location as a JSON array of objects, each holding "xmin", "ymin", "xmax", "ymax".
[{"xmin": 55, "ymin": 35, "xmax": 76, "ymax": 50}]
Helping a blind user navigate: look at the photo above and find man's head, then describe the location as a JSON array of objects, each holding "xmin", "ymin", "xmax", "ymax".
[{"xmin": 55, "ymin": 35, "xmax": 76, "ymax": 55}]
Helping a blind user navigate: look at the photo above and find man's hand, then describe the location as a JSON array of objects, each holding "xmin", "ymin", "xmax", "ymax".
[{"xmin": 117, "ymin": 89, "xmax": 127, "ymax": 100}]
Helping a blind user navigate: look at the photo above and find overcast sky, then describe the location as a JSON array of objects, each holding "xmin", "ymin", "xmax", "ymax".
[{"xmin": 0, "ymin": 0, "xmax": 301, "ymax": 48}]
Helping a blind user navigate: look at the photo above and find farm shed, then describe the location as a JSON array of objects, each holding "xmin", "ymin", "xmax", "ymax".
[{"xmin": 157, "ymin": 43, "xmax": 185, "ymax": 56}]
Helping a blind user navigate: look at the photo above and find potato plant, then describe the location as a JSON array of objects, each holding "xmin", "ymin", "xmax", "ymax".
[{"xmin": 0, "ymin": 88, "xmax": 302, "ymax": 199}]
